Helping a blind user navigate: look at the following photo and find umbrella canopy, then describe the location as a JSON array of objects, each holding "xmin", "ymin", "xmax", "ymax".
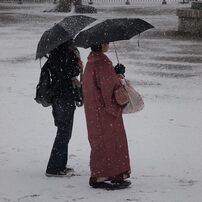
[
  {"xmin": 36, "ymin": 15, "xmax": 96, "ymax": 59},
  {"xmin": 74, "ymin": 18, "xmax": 154, "ymax": 48}
]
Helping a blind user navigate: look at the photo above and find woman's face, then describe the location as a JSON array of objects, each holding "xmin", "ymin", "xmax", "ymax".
[{"xmin": 101, "ymin": 43, "xmax": 109, "ymax": 52}]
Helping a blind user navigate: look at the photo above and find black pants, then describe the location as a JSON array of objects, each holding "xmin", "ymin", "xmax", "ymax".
[{"xmin": 46, "ymin": 98, "xmax": 75, "ymax": 173}]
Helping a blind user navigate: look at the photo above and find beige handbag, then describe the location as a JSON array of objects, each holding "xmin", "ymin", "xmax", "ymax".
[
  {"xmin": 114, "ymin": 81, "xmax": 129, "ymax": 106},
  {"xmin": 122, "ymin": 79, "xmax": 144, "ymax": 114}
]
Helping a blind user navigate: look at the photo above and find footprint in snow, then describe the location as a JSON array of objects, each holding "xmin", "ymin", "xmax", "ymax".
[{"xmin": 178, "ymin": 179, "xmax": 198, "ymax": 187}]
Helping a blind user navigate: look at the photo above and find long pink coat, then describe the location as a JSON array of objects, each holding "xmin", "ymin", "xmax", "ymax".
[{"xmin": 82, "ymin": 52, "xmax": 131, "ymax": 178}]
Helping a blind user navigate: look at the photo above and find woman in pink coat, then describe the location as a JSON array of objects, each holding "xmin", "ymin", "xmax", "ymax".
[{"xmin": 82, "ymin": 43, "xmax": 131, "ymax": 190}]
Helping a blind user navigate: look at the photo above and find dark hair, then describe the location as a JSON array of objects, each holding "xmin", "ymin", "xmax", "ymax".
[
  {"xmin": 49, "ymin": 40, "xmax": 73, "ymax": 58},
  {"xmin": 91, "ymin": 44, "xmax": 102, "ymax": 52}
]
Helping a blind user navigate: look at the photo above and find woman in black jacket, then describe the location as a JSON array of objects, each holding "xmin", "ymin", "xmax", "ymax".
[{"xmin": 45, "ymin": 41, "xmax": 82, "ymax": 177}]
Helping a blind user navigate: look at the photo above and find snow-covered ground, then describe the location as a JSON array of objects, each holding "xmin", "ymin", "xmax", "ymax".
[{"xmin": 0, "ymin": 2, "xmax": 202, "ymax": 202}]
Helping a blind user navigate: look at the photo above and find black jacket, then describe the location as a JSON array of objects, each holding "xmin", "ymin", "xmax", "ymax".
[{"xmin": 48, "ymin": 46, "xmax": 81, "ymax": 100}]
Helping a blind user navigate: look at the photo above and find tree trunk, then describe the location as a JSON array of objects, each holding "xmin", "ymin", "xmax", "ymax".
[
  {"xmin": 74, "ymin": 0, "xmax": 82, "ymax": 6},
  {"xmin": 57, "ymin": 0, "xmax": 73, "ymax": 12}
]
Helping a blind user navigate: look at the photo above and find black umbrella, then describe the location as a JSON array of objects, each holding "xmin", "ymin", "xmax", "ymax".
[
  {"xmin": 36, "ymin": 15, "xmax": 96, "ymax": 60},
  {"xmin": 74, "ymin": 18, "xmax": 154, "ymax": 48}
]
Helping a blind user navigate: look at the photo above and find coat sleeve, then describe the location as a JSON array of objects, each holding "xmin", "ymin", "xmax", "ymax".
[{"xmin": 95, "ymin": 58, "xmax": 122, "ymax": 117}]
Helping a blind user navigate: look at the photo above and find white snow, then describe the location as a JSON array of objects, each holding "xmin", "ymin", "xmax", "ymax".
[{"xmin": 0, "ymin": 2, "xmax": 202, "ymax": 202}]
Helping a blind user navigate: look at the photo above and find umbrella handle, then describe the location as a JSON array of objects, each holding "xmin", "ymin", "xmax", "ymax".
[{"xmin": 113, "ymin": 42, "xmax": 120, "ymax": 64}]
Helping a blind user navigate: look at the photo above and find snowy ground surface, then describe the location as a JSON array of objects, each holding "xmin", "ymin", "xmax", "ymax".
[{"xmin": 0, "ymin": 2, "xmax": 202, "ymax": 202}]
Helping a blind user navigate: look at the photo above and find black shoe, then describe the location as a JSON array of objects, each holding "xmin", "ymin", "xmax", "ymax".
[
  {"xmin": 66, "ymin": 167, "xmax": 74, "ymax": 173},
  {"xmin": 90, "ymin": 181, "xmax": 115, "ymax": 189},
  {"xmin": 89, "ymin": 177, "xmax": 113, "ymax": 189},
  {"xmin": 110, "ymin": 180, "xmax": 131, "ymax": 189},
  {"xmin": 46, "ymin": 167, "xmax": 75, "ymax": 177},
  {"xmin": 90, "ymin": 181, "xmax": 131, "ymax": 190},
  {"xmin": 89, "ymin": 177, "xmax": 131, "ymax": 190},
  {"xmin": 45, "ymin": 170, "xmax": 67, "ymax": 177}
]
